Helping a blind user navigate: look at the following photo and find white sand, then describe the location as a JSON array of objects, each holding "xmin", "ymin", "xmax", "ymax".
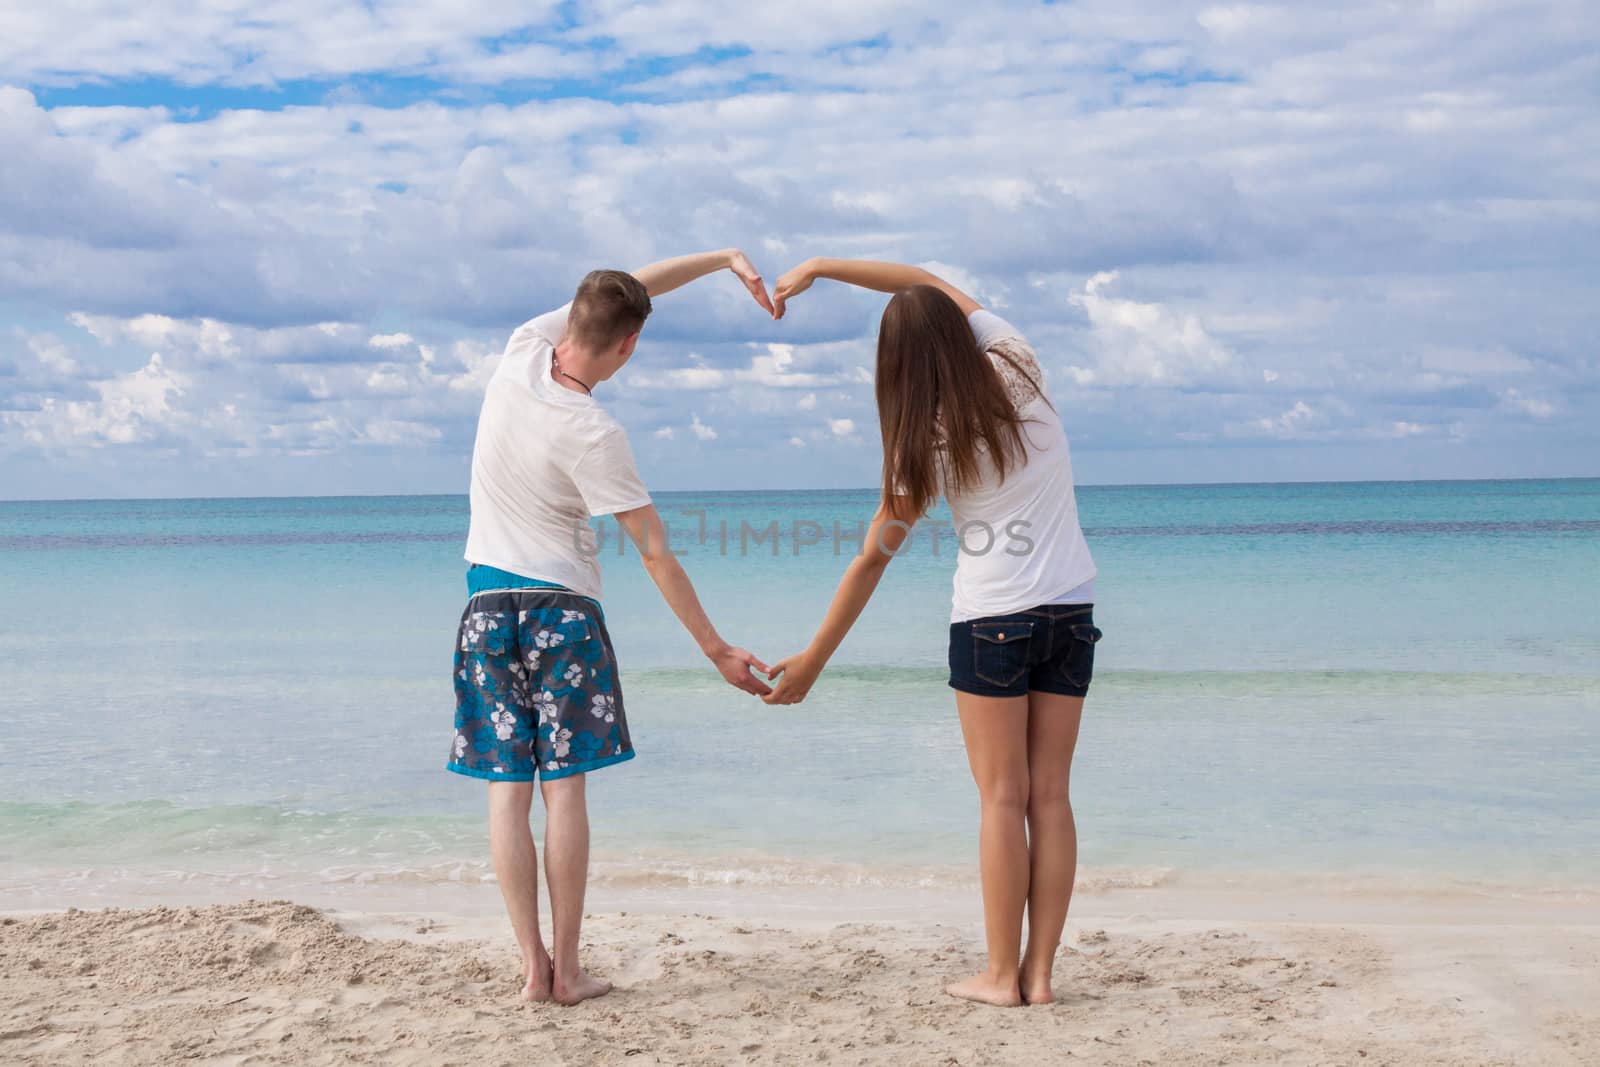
[{"xmin": 3, "ymin": 880, "xmax": 1597, "ymax": 1065}]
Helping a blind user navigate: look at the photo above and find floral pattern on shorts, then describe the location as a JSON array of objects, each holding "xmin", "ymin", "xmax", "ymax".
[{"xmin": 447, "ymin": 589, "xmax": 633, "ymax": 782}]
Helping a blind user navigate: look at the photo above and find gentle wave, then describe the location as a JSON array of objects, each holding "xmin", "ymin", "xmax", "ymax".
[
  {"xmin": 622, "ymin": 665, "xmax": 1600, "ymax": 693},
  {"xmin": 6, "ymin": 801, "xmax": 1598, "ymax": 904},
  {"xmin": 308, "ymin": 856, "xmax": 1180, "ymax": 894},
  {"xmin": 0, "ymin": 800, "xmax": 473, "ymax": 861},
  {"xmin": 7, "ymin": 854, "xmax": 1596, "ymax": 907}
]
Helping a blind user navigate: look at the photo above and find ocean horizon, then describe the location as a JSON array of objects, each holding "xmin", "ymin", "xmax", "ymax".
[
  {"xmin": 7, "ymin": 472, "xmax": 1600, "ymax": 506},
  {"xmin": 3, "ymin": 477, "xmax": 1598, "ymax": 909}
]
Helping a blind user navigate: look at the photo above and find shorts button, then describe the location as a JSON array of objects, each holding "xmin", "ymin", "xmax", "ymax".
[{"xmin": 998, "ymin": 632, "xmax": 1006, "ymax": 640}]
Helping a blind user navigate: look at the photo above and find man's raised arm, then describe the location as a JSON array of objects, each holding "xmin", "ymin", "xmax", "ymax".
[{"xmin": 631, "ymin": 249, "xmax": 774, "ymax": 315}]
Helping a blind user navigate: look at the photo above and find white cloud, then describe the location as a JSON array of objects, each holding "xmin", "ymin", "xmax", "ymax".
[
  {"xmin": 690, "ymin": 414, "xmax": 717, "ymax": 441},
  {"xmin": 362, "ymin": 419, "xmax": 442, "ymax": 446},
  {"xmin": 630, "ymin": 344, "xmax": 863, "ymax": 392},
  {"xmin": 1067, "ymin": 271, "xmax": 1235, "ymax": 388},
  {"xmin": 444, "ymin": 339, "xmax": 502, "ymax": 393},
  {"xmin": 1417, "ymin": 345, "xmax": 1536, "ymax": 377},
  {"xmin": 1499, "ymin": 389, "xmax": 1556, "ymax": 419},
  {"xmin": 26, "ymin": 334, "xmax": 79, "ymax": 376},
  {"xmin": 916, "ymin": 260, "xmax": 1005, "ymax": 308},
  {"xmin": 654, "ymin": 426, "xmax": 675, "ymax": 439},
  {"xmin": 72, "ymin": 313, "xmax": 239, "ymax": 363},
  {"xmin": 0, "ymin": 3, "xmax": 576, "ymax": 87},
  {"xmin": 1223, "ymin": 401, "xmax": 1455, "ymax": 444},
  {"xmin": 5, "ymin": 353, "xmax": 188, "ymax": 447},
  {"xmin": 829, "ymin": 418, "xmax": 856, "ymax": 438},
  {"xmin": 1254, "ymin": 400, "xmax": 1318, "ymax": 439},
  {"xmin": 69, "ymin": 312, "xmax": 368, "ymax": 365},
  {"xmin": 364, "ymin": 366, "xmax": 411, "ymax": 395}
]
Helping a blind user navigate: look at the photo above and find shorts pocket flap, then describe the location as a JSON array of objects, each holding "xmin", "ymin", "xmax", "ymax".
[
  {"xmin": 521, "ymin": 609, "xmax": 595, "ymax": 649},
  {"xmin": 461, "ymin": 611, "xmax": 516, "ymax": 653},
  {"xmin": 973, "ymin": 621, "xmax": 1034, "ymax": 645},
  {"xmin": 1069, "ymin": 623, "xmax": 1103, "ymax": 644},
  {"xmin": 554, "ymin": 612, "xmax": 595, "ymax": 643}
]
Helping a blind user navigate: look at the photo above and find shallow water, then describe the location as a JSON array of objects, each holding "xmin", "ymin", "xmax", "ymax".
[{"xmin": 2, "ymin": 480, "xmax": 1597, "ymax": 900}]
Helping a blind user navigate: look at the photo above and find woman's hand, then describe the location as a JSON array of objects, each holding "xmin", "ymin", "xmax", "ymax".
[
  {"xmin": 771, "ymin": 260, "xmax": 818, "ymax": 320},
  {"xmin": 727, "ymin": 250, "xmax": 775, "ymax": 317},
  {"xmin": 761, "ymin": 649, "xmax": 825, "ymax": 705}
]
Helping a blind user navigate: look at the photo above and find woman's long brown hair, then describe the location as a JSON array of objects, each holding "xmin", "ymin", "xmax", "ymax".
[{"xmin": 875, "ymin": 285, "xmax": 1038, "ymax": 516}]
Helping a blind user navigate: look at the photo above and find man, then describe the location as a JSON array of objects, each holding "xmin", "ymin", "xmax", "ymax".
[{"xmin": 448, "ymin": 249, "xmax": 775, "ymax": 1004}]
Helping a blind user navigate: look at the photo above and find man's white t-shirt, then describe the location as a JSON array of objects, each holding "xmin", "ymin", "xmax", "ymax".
[
  {"xmin": 464, "ymin": 305, "xmax": 651, "ymax": 601},
  {"xmin": 946, "ymin": 310, "xmax": 1097, "ymax": 622}
]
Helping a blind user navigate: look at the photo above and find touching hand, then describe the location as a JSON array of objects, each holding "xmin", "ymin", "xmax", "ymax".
[
  {"xmin": 771, "ymin": 261, "xmax": 816, "ymax": 320},
  {"xmin": 728, "ymin": 250, "xmax": 775, "ymax": 318},
  {"xmin": 709, "ymin": 641, "xmax": 774, "ymax": 697},
  {"xmin": 761, "ymin": 651, "xmax": 822, "ymax": 705}
]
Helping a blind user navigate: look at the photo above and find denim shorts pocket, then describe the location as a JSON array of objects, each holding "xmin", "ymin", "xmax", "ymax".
[
  {"xmin": 1061, "ymin": 622, "xmax": 1103, "ymax": 690},
  {"xmin": 972, "ymin": 621, "xmax": 1034, "ymax": 688}
]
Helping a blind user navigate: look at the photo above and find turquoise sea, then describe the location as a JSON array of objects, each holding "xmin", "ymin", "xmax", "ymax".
[{"xmin": 1, "ymin": 480, "xmax": 1598, "ymax": 904}]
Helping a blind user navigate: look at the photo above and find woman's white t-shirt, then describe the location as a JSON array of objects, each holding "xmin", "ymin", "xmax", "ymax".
[
  {"xmin": 945, "ymin": 310, "xmax": 1096, "ymax": 622},
  {"xmin": 463, "ymin": 304, "xmax": 652, "ymax": 601}
]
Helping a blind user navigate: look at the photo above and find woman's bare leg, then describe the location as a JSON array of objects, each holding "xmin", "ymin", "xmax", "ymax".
[
  {"xmin": 487, "ymin": 781, "xmax": 553, "ymax": 1001},
  {"xmin": 1020, "ymin": 691, "xmax": 1085, "ymax": 1004},
  {"xmin": 948, "ymin": 691, "xmax": 1031, "ymax": 1007}
]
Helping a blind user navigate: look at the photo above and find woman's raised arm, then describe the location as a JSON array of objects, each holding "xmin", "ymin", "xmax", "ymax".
[{"xmin": 772, "ymin": 258, "xmax": 982, "ymax": 318}]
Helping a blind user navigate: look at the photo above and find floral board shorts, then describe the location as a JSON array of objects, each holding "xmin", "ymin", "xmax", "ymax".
[{"xmin": 447, "ymin": 588, "xmax": 634, "ymax": 782}]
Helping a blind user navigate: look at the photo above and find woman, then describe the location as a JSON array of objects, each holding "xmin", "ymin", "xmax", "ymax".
[{"xmin": 763, "ymin": 258, "xmax": 1101, "ymax": 1008}]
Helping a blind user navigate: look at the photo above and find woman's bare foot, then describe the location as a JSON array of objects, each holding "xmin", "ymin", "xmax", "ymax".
[
  {"xmin": 946, "ymin": 971, "xmax": 1022, "ymax": 1007},
  {"xmin": 1020, "ymin": 974, "xmax": 1055, "ymax": 1005},
  {"xmin": 553, "ymin": 963, "xmax": 612, "ymax": 1006},
  {"xmin": 521, "ymin": 953, "xmax": 553, "ymax": 1003},
  {"xmin": 1019, "ymin": 941, "xmax": 1063, "ymax": 1005}
]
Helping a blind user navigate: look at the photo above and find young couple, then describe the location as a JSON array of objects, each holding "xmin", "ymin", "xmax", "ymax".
[{"xmin": 447, "ymin": 249, "xmax": 1100, "ymax": 1009}]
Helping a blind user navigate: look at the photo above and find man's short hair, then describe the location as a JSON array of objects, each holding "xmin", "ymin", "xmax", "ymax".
[{"xmin": 569, "ymin": 270, "xmax": 652, "ymax": 352}]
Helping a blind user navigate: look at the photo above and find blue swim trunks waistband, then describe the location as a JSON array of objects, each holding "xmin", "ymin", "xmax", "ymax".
[{"xmin": 466, "ymin": 564, "xmax": 571, "ymax": 597}]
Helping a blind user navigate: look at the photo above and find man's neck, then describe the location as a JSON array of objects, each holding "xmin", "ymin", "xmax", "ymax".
[{"xmin": 552, "ymin": 339, "xmax": 600, "ymax": 396}]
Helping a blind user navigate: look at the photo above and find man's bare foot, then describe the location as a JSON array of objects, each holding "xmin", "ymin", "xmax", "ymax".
[
  {"xmin": 946, "ymin": 971, "xmax": 1022, "ymax": 1007},
  {"xmin": 553, "ymin": 964, "xmax": 612, "ymax": 1006},
  {"xmin": 521, "ymin": 954, "xmax": 553, "ymax": 1003}
]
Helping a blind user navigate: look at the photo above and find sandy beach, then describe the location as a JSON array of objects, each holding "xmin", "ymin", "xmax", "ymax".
[{"xmin": 4, "ymin": 879, "xmax": 1597, "ymax": 1066}]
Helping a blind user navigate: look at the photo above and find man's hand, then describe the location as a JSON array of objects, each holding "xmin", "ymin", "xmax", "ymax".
[
  {"xmin": 708, "ymin": 640, "xmax": 774, "ymax": 696},
  {"xmin": 761, "ymin": 650, "xmax": 823, "ymax": 705},
  {"xmin": 771, "ymin": 260, "xmax": 816, "ymax": 320},
  {"xmin": 728, "ymin": 250, "xmax": 775, "ymax": 318},
  {"xmin": 631, "ymin": 249, "xmax": 774, "ymax": 311}
]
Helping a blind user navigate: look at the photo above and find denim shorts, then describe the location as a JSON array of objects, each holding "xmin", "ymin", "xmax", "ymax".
[
  {"xmin": 948, "ymin": 604, "xmax": 1102, "ymax": 698},
  {"xmin": 447, "ymin": 588, "xmax": 634, "ymax": 782}
]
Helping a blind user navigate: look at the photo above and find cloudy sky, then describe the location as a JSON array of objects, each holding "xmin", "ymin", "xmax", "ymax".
[{"xmin": 2, "ymin": 1, "xmax": 1596, "ymax": 499}]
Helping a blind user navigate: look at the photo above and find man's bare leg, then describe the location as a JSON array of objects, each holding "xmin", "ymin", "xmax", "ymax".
[
  {"xmin": 540, "ymin": 773, "xmax": 611, "ymax": 1004},
  {"xmin": 487, "ymin": 781, "xmax": 553, "ymax": 1001}
]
